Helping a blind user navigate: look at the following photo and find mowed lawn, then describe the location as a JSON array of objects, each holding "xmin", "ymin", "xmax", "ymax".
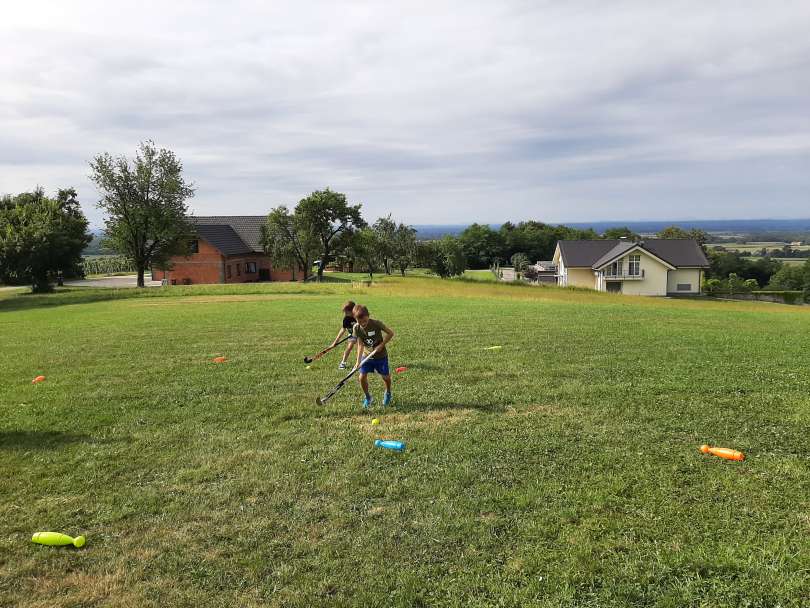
[{"xmin": 1, "ymin": 278, "xmax": 808, "ymax": 607}]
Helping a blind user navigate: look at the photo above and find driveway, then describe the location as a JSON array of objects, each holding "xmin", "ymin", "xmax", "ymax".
[{"xmin": 64, "ymin": 275, "xmax": 162, "ymax": 289}]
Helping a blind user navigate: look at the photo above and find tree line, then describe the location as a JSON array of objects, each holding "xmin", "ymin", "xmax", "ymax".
[
  {"xmin": 3, "ymin": 139, "xmax": 799, "ymax": 294},
  {"xmin": 261, "ymin": 190, "xmax": 467, "ymax": 281},
  {"xmin": 0, "ymin": 141, "xmax": 466, "ymax": 292},
  {"xmin": 455, "ymin": 223, "xmax": 710, "ymax": 270}
]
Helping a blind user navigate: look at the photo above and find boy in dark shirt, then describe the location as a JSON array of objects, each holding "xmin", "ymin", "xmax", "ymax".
[
  {"xmin": 332, "ymin": 301, "xmax": 357, "ymax": 370},
  {"xmin": 352, "ymin": 304, "xmax": 395, "ymax": 408}
]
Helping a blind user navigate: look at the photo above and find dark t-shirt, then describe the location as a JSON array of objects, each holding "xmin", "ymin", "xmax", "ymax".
[
  {"xmin": 353, "ymin": 319, "xmax": 388, "ymax": 360},
  {"xmin": 343, "ymin": 315, "xmax": 355, "ymax": 335}
]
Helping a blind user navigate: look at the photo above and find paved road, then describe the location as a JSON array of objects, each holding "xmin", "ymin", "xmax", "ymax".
[{"xmin": 64, "ymin": 275, "xmax": 162, "ymax": 288}]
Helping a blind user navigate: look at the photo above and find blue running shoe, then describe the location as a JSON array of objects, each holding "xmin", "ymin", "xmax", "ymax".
[
  {"xmin": 383, "ymin": 391, "xmax": 393, "ymax": 406},
  {"xmin": 362, "ymin": 395, "xmax": 373, "ymax": 409}
]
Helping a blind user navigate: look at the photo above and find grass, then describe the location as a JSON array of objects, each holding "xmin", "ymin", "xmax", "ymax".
[
  {"xmin": 708, "ymin": 241, "xmax": 810, "ymax": 252},
  {"xmin": 1, "ymin": 277, "xmax": 809, "ymax": 607}
]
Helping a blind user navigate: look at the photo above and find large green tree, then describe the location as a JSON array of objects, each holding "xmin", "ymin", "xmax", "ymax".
[
  {"xmin": 424, "ymin": 236, "xmax": 467, "ymax": 279},
  {"xmin": 372, "ymin": 215, "xmax": 397, "ymax": 275},
  {"xmin": 89, "ymin": 141, "xmax": 195, "ymax": 287},
  {"xmin": 767, "ymin": 264, "xmax": 805, "ymax": 290},
  {"xmin": 0, "ymin": 188, "xmax": 91, "ymax": 292},
  {"xmin": 262, "ymin": 206, "xmax": 319, "ymax": 281},
  {"xmin": 458, "ymin": 223, "xmax": 506, "ymax": 269},
  {"xmin": 349, "ymin": 227, "xmax": 382, "ymax": 279},
  {"xmin": 296, "ymin": 189, "xmax": 364, "ymax": 281},
  {"xmin": 499, "ymin": 221, "xmax": 597, "ymax": 264},
  {"xmin": 391, "ymin": 222, "xmax": 417, "ymax": 276}
]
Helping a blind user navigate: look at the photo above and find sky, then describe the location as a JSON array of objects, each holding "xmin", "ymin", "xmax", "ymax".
[{"xmin": 1, "ymin": 1, "xmax": 809, "ymax": 228}]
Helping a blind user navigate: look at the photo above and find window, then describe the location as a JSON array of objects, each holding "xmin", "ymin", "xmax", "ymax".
[
  {"xmin": 226, "ymin": 265, "xmax": 232, "ymax": 279},
  {"xmin": 677, "ymin": 283, "xmax": 692, "ymax": 291},
  {"xmin": 189, "ymin": 240, "xmax": 199, "ymax": 254},
  {"xmin": 246, "ymin": 262, "xmax": 257, "ymax": 273},
  {"xmin": 628, "ymin": 255, "xmax": 640, "ymax": 276},
  {"xmin": 236, "ymin": 264, "xmax": 241, "ymax": 276}
]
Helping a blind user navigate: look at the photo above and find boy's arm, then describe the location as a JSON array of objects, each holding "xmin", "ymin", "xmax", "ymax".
[
  {"xmin": 354, "ymin": 339, "xmax": 364, "ymax": 369},
  {"xmin": 380, "ymin": 323, "xmax": 395, "ymax": 347}
]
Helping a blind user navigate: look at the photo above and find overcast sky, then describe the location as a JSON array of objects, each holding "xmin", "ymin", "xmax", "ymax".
[{"xmin": 1, "ymin": 1, "xmax": 809, "ymax": 228}]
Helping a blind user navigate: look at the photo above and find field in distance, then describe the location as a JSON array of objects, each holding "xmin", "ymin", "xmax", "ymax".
[{"xmin": 1, "ymin": 277, "xmax": 808, "ymax": 607}]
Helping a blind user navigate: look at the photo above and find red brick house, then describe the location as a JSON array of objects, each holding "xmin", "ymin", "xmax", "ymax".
[{"xmin": 151, "ymin": 216, "xmax": 300, "ymax": 285}]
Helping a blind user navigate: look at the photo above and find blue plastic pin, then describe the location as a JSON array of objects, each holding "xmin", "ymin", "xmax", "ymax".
[{"xmin": 375, "ymin": 439, "xmax": 406, "ymax": 452}]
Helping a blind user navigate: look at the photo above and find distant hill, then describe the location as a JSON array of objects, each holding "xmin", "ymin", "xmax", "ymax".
[{"xmin": 414, "ymin": 219, "xmax": 810, "ymax": 240}]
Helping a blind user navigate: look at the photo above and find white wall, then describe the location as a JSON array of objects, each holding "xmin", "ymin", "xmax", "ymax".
[
  {"xmin": 617, "ymin": 252, "xmax": 670, "ymax": 296},
  {"xmin": 667, "ymin": 269, "xmax": 702, "ymax": 294},
  {"xmin": 567, "ymin": 268, "xmax": 597, "ymax": 288}
]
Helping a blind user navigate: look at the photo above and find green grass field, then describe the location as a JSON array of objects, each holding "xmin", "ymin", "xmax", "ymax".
[{"xmin": 1, "ymin": 278, "xmax": 809, "ymax": 607}]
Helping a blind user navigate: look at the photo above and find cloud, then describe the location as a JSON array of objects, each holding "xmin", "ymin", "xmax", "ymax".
[{"xmin": 0, "ymin": 0, "xmax": 808, "ymax": 226}]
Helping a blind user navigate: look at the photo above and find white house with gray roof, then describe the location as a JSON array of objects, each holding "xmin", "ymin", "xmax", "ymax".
[{"xmin": 553, "ymin": 239, "xmax": 710, "ymax": 296}]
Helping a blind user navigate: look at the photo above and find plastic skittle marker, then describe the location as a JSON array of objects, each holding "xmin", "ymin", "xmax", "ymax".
[
  {"xmin": 32, "ymin": 375, "xmax": 46, "ymax": 384},
  {"xmin": 32, "ymin": 532, "xmax": 85, "ymax": 548},
  {"xmin": 375, "ymin": 439, "xmax": 405, "ymax": 452},
  {"xmin": 700, "ymin": 444, "xmax": 745, "ymax": 461}
]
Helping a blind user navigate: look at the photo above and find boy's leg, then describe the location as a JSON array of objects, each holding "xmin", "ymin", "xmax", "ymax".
[
  {"xmin": 359, "ymin": 372, "xmax": 370, "ymax": 397},
  {"xmin": 359, "ymin": 371, "xmax": 373, "ymax": 407},
  {"xmin": 382, "ymin": 374, "xmax": 392, "ymax": 393},
  {"xmin": 341, "ymin": 340, "xmax": 354, "ymax": 362},
  {"xmin": 339, "ymin": 340, "xmax": 355, "ymax": 368}
]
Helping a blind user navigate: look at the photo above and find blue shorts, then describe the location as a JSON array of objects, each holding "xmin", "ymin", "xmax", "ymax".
[
  {"xmin": 360, "ymin": 356, "xmax": 390, "ymax": 376},
  {"xmin": 348, "ymin": 336, "xmax": 357, "ymax": 342}
]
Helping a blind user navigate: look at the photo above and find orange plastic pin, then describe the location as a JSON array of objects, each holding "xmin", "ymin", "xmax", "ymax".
[{"xmin": 700, "ymin": 444, "xmax": 745, "ymax": 461}]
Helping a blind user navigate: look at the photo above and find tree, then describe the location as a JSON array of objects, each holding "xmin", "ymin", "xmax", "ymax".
[
  {"xmin": 89, "ymin": 141, "xmax": 195, "ymax": 287},
  {"xmin": 510, "ymin": 253, "xmax": 529, "ymax": 276},
  {"xmin": 767, "ymin": 264, "xmax": 805, "ymax": 290},
  {"xmin": 262, "ymin": 206, "xmax": 319, "ymax": 281},
  {"xmin": 426, "ymin": 236, "xmax": 466, "ymax": 278},
  {"xmin": 498, "ymin": 221, "xmax": 597, "ymax": 263},
  {"xmin": 350, "ymin": 227, "xmax": 381, "ymax": 279},
  {"xmin": 602, "ymin": 226, "xmax": 641, "ymax": 241},
  {"xmin": 0, "ymin": 188, "xmax": 91, "ymax": 292},
  {"xmin": 523, "ymin": 266, "xmax": 540, "ymax": 282},
  {"xmin": 458, "ymin": 223, "xmax": 506, "ymax": 269},
  {"xmin": 657, "ymin": 225, "xmax": 709, "ymax": 246},
  {"xmin": 391, "ymin": 223, "xmax": 417, "ymax": 276},
  {"xmin": 295, "ymin": 188, "xmax": 364, "ymax": 281},
  {"xmin": 373, "ymin": 215, "xmax": 397, "ymax": 274}
]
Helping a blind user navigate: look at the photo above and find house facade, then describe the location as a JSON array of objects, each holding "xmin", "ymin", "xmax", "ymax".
[
  {"xmin": 553, "ymin": 239, "xmax": 709, "ymax": 296},
  {"xmin": 151, "ymin": 216, "xmax": 300, "ymax": 285}
]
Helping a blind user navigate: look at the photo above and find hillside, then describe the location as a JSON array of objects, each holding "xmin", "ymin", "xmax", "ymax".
[{"xmin": 1, "ymin": 278, "xmax": 808, "ymax": 607}]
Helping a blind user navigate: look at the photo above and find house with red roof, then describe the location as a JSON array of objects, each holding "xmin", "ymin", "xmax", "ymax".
[{"xmin": 151, "ymin": 216, "xmax": 301, "ymax": 285}]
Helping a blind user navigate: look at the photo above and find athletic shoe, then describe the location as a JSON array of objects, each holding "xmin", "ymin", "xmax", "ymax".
[
  {"xmin": 383, "ymin": 391, "xmax": 393, "ymax": 406},
  {"xmin": 338, "ymin": 361, "xmax": 347, "ymax": 370},
  {"xmin": 362, "ymin": 395, "xmax": 373, "ymax": 409}
]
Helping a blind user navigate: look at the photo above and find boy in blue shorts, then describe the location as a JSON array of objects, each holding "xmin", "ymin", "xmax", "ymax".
[{"xmin": 352, "ymin": 304, "xmax": 394, "ymax": 408}]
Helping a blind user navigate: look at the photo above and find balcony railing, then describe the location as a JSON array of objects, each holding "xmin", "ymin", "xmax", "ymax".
[{"xmin": 603, "ymin": 269, "xmax": 645, "ymax": 280}]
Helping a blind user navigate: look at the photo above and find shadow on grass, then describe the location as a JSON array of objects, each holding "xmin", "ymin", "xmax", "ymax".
[
  {"xmin": 0, "ymin": 431, "xmax": 93, "ymax": 450},
  {"xmin": 0, "ymin": 283, "xmax": 351, "ymax": 313},
  {"xmin": 0, "ymin": 288, "xmax": 142, "ymax": 313}
]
